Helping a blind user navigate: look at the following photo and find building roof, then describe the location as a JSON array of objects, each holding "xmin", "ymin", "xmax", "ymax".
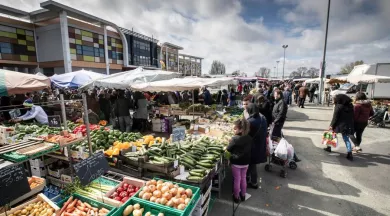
[
  {"xmin": 119, "ymin": 27, "xmax": 158, "ymax": 43},
  {"xmin": 161, "ymin": 42, "xmax": 183, "ymax": 50},
  {"xmin": 0, "ymin": 4, "xmax": 29, "ymax": 18},
  {"xmin": 179, "ymin": 53, "xmax": 203, "ymax": 60}
]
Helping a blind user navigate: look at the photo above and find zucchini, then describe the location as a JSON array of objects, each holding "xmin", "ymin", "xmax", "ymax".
[
  {"xmin": 182, "ymin": 157, "xmax": 196, "ymax": 166},
  {"xmin": 187, "ymin": 176, "xmax": 204, "ymax": 181},
  {"xmin": 197, "ymin": 162, "xmax": 214, "ymax": 168},
  {"xmin": 190, "ymin": 169, "xmax": 206, "ymax": 174},
  {"xmin": 189, "ymin": 171, "xmax": 205, "ymax": 177}
]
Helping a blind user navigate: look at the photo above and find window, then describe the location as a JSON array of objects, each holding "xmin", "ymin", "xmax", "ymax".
[
  {"xmin": 94, "ymin": 48, "xmax": 99, "ymax": 57},
  {"xmin": 112, "ymin": 51, "xmax": 117, "ymax": 59},
  {"xmin": 82, "ymin": 46, "xmax": 94, "ymax": 56},
  {"xmin": 99, "ymin": 48, "xmax": 104, "ymax": 57},
  {"xmin": 76, "ymin": 45, "xmax": 82, "ymax": 55},
  {"xmin": 0, "ymin": 42, "xmax": 12, "ymax": 54}
]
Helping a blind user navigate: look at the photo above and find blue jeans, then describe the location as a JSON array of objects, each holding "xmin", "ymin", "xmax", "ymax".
[{"xmin": 342, "ymin": 134, "xmax": 352, "ymax": 152}]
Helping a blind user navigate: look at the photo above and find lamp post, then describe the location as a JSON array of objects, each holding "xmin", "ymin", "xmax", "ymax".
[
  {"xmin": 282, "ymin": 45, "xmax": 288, "ymax": 80},
  {"xmin": 319, "ymin": 0, "xmax": 331, "ymax": 105},
  {"xmin": 274, "ymin": 67, "xmax": 276, "ymax": 78},
  {"xmin": 276, "ymin": 60, "xmax": 280, "ymax": 79}
]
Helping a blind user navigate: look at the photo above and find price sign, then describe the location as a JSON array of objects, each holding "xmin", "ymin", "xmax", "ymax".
[
  {"xmin": 48, "ymin": 115, "xmax": 61, "ymax": 127},
  {"xmin": 0, "ymin": 164, "xmax": 31, "ymax": 205},
  {"xmin": 172, "ymin": 127, "xmax": 186, "ymax": 142},
  {"xmin": 73, "ymin": 151, "xmax": 109, "ymax": 186}
]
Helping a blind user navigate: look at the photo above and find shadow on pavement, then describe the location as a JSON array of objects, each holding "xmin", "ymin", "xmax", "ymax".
[
  {"xmin": 286, "ymin": 109, "xmax": 309, "ymax": 121},
  {"xmin": 283, "ymin": 126, "xmax": 325, "ymax": 133},
  {"xmin": 326, "ymin": 152, "xmax": 390, "ymax": 167}
]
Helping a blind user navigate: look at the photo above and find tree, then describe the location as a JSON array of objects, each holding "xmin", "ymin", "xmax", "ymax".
[
  {"xmin": 340, "ymin": 60, "xmax": 364, "ymax": 74},
  {"xmin": 209, "ymin": 60, "xmax": 226, "ymax": 75},
  {"xmin": 232, "ymin": 70, "xmax": 240, "ymax": 76},
  {"xmin": 256, "ymin": 67, "xmax": 271, "ymax": 78},
  {"xmin": 289, "ymin": 71, "xmax": 301, "ymax": 78},
  {"xmin": 296, "ymin": 67, "xmax": 308, "ymax": 77},
  {"xmin": 306, "ymin": 67, "xmax": 320, "ymax": 78}
]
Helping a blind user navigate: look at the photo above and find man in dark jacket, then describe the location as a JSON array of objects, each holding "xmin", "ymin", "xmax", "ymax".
[
  {"xmin": 114, "ymin": 90, "xmax": 132, "ymax": 132},
  {"xmin": 203, "ymin": 87, "xmax": 212, "ymax": 105},
  {"xmin": 272, "ymin": 89, "xmax": 288, "ymax": 138},
  {"xmin": 309, "ymin": 84, "xmax": 316, "ymax": 103},
  {"xmin": 298, "ymin": 85, "xmax": 309, "ymax": 108},
  {"xmin": 254, "ymin": 95, "xmax": 272, "ymax": 127}
]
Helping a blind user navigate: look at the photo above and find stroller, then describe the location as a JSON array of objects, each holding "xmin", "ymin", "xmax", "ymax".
[
  {"xmin": 265, "ymin": 136, "xmax": 297, "ymax": 178},
  {"xmin": 369, "ymin": 105, "xmax": 389, "ymax": 128}
]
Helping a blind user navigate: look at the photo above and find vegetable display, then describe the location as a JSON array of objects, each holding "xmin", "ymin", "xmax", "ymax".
[
  {"xmin": 138, "ymin": 180, "xmax": 193, "ymax": 211},
  {"xmin": 59, "ymin": 196, "xmax": 110, "ymax": 216},
  {"xmin": 63, "ymin": 178, "xmax": 115, "ymax": 200},
  {"xmin": 109, "ymin": 182, "xmax": 140, "ymax": 203},
  {"xmin": 122, "ymin": 202, "xmax": 165, "ymax": 216},
  {"xmin": 8, "ymin": 200, "xmax": 56, "ymax": 216}
]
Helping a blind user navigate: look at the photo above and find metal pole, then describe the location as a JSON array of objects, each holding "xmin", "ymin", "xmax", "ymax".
[
  {"xmin": 282, "ymin": 49, "xmax": 286, "ymax": 81},
  {"xmin": 60, "ymin": 94, "xmax": 73, "ymax": 176},
  {"xmin": 82, "ymin": 93, "xmax": 93, "ymax": 155},
  {"xmin": 319, "ymin": 0, "xmax": 331, "ymax": 105},
  {"xmin": 276, "ymin": 61, "xmax": 279, "ymax": 79}
]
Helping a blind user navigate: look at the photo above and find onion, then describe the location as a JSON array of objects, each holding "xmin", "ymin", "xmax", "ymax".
[
  {"xmin": 157, "ymin": 180, "xmax": 164, "ymax": 185},
  {"xmin": 143, "ymin": 187, "xmax": 151, "ymax": 193},
  {"xmin": 150, "ymin": 196, "xmax": 157, "ymax": 203},
  {"xmin": 166, "ymin": 200, "xmax": 174, "ymax": 207},
  {"xmin": 157, "ymin": 184, "xmax": 163, "ymax": 191},
  {"xmin": 185, "ymin": 189, "xmax": 193, "ymax": 198},
  {"xmin": 175, "ymin": 193, "xmax": 181, "ymax": 198},
  {"xmin": 160, "ymin": 197, "xmax": 168, "ymax": 205},
  {"xmin": 161, "ymin": 186, "xmax": 170, "ymax": 193},
  {"xmin": 178, "ymin": 198, "xmax": 185, "ymax": 205},
  {"xmin": 172, "ymin": 197, "xmax": 180, "ymax": 205},
  {"xmin": 170, "ymin": 188, "xmax": 178, "ymax": 196},
  {"xmin": 155, "ymin": 198, "xmax": 161, "ymax": 204},
  {"xmin": 178, "ymin": 187, "xmax": 185, "ymax": 195},
  {"xmin": 149, "ymin": 185, "xmax": 156, "ymax": 192},
  {"xmin": 162, "ymin": 192, "xmax": 172, "ymax": 200},
  {"xmin": 145, "ymin": 212, "xmax": 151, "ymax": 216},
  {"xmin": 150, "ymin": 179, "xmax": 157, "ymax": 185},
  {"xmin": 142, "ymin": 192, "xmax": 152, "ymax": 200},
  {"xmin": 158, "ymin": 213, "xmax": 165, "ymax": 216},
  {"xmin": 177, "ymin": 204, "xmax": 186, "ymax": 210},
  {"xmin": 166, "ymin": 182, "xmax": 174, "ymax": 189},
  {"xmin": 185, "ymin": 198, "xmax": 191, "ymax": 205},
  {"xmin": 139, "ymin": 191, "xmax": 145, "ymax": 198},
  {"xmin": 146, "ymin": 181, "xmax": 152, "ymax": 186},
  {"xmin": 134, "ymin": 203, "xmax": 141, "ymax": 210},
  {"xmin": 133, "ymin": 209, "xmax": 142, "ymax": 216},
  {"xmin": 153, "ymin": 190, "xmax": 162, "ymax": 198},
  {"xmin": 181, "ymin": 194, "xmax": 187, "ymax": 199},
  {"xmin": 174, "ymin": 184, "xmax": 180, "ymax": 188}
]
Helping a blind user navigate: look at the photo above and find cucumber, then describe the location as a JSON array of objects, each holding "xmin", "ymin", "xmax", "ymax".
[
  {"xmin": 154, "ymin": 157, "xmax": 170, "ymax": 163},
  {"xmin": 196, "ymin": 164, "xmax": 209, "ymax": 169},
  {"xmin": 189, "ymin": 171, "xmax": 205, "ymax": 177},
  {"xmin": 198, "ymin": 160, "xmax": 213, "ymax": 164},
  {"xmin": 190, "ymin": 169, "xmax": 206, "ymax": 174},
  {"xmin": 182, "ymin": 157, "xmax": 195, "ymax": 166},
  {"xmin": 197, "ymin": 162, "xmax": 214, "ymax": 168},
  {"xmin": 181, "ymin": 161, "xmax": 195, "ymax": 169},
  {"xmin": 187, "ymin": 176, "xmax": 203, "ymax": 181}
]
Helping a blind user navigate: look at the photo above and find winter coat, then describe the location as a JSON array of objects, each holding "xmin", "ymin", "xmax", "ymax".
[
  {"xmin": 272, "ymin": 98, "xmax": 288, "ymax": 125},
  {"xmin": 283, "ymin": 90, "xmax": 292, "ymax": 104},
  {"xmin": 354, "ymin": 100, "xmax": 374, "ymax": 123},
  {"xmin": 299, "ymin": 86, "xmax": 309, "ymax": 98},
  {"xmin": 226, "ymin": 134, "xmax": 252, "ymax": 165},
  {"xmin": 114, "ymin": 98, "xmax": 132, "ymax": 117},
  {"xmin": 248, "ymin": 115, "xmax": 268, "ymax": 164},
  {"xmin": 257, "ymin": 101, "xmax": 272, "ymax": 126},
  {"xmin": 330, "ymin": 94, "xmax": 354, "ymax": 134}
]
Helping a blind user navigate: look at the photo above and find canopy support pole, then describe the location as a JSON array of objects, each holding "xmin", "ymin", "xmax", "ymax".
[
  {"xmin": 60, "ymin": 94, "xmax": 73, "ymax": 176},
  {"xmin": 82, "ymin": 93, "xmax": 93, "ymax": 155}
]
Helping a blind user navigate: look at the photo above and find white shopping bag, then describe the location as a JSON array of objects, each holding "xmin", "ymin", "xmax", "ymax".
[
  {"xmin": 287, "ymin": 143, "xmax": 295, "ymax": 160},
  {"xmin": 267, "ymin": 136, "xmax": 274, "ymax": 155},
  {"xmin": 275, "ymin": 138, "xmax": 288, "ymax": 160}
]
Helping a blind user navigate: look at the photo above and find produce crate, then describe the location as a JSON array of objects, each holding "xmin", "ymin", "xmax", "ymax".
[
  {"xmin": 10, "ymin": 176, "xmax": 46, "ymax": 206},
  {"xmin": 174, "ymin": 168, "xmax": 216, "ymax": 193},
  {"xmin": 94, "ymin": 176, "xmax": 121, "ymax": 187},
  {"xmin": 105, "ymin": 176, "xmax": 146, "ymax": 207},
  {"xmin": 57, "ymin": 193, "xmax": 116, "ymax": 216},
  {"xmin": 133, "ymin": 178, "xmax": 200, "ymax": 216},
  {"xmin": 0, "ymin": 151, "xmax": 28, "ymax": 162},
  {"xmin": 140, "ymin": 160, "xmax": 176, "ymax": 174},
  {"xmin": 113, "ymin": 197, "xmax": 182, "ymax": 216},
  {"xmin": 0, "ymin": 193, "xmax": 59, "ymax": 216}
]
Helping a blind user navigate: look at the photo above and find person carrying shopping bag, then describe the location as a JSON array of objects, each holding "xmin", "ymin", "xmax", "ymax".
[
  {"xmin": 226, "ymin": 118, "xmax": 253, "ymax": 203},
  {"xmin": 325, "ymin": 94, "xmax": 355, "ymax": 161},
  {"xmin": 351, "ymin": 92, "xmax": 374, "ymax": 152}
]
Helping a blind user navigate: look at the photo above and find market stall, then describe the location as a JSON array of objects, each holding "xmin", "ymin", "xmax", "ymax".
[
  {"xmin": 346, "ymin": 74, "xmax": 390, "ymax": 84},
  {"xmin": 50, "ymin": 69, "xmax": 105, "ymax": 88},
  {"xmin": 0, "ymin": 69, "xmax": 51, "ymax": 96},
  {"xmin": 80, "ymin": 67, "xmax": 180, "ymax": 90}
]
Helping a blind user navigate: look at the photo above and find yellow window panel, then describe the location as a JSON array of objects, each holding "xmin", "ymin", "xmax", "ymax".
[
  {"xmin": 0, "ymin": 31, "xmax": 17, "ymax": 38},
  {"xmin": 20, "ymin": 55, "xmax": 28, "ymax": 61},
  {"xmin": 108, "ymin": 46, "xmax": 112, "ymax": 50},
  {"xmin": 18, "ymin": 40, "xmax": 26, "ymax": 45},
  {"xmin": 26, "ymin": 35, "xmax": 34, "ymax": 41},
  {"xmin": 111, "ymin": 38, "xmax": 116, "ymax": 43},
  {"xmin": 16, "ymin": 29, "xmax": 25, "ymax": 35},
  {"xmin": 116, "ymin": 43, "xmax": 122, "ymax": 48},
  {"xmin": 76, "ymin": 39, "xmax": 82, "ymax": 45},
  {"xmin": 70, "ymin": 48, "xmax": 76, "ymax": 54},
  {"xmin": 81, "ymin": 30, "xmax": 93, "ymax": 37},
  {"xmin": 8, "ymin": 32, "xmax": 17, "ymax": 38},
  {"xmin": 27, "ymin": 46, "xmax": 36, "ymax": 51},
  {"xmin": 83, "ymin": 55, "xmax": 94, "ymax": 62},
  {"xmin": 99, "ymin": 39, "xmax": 103, "ymax": 44}
]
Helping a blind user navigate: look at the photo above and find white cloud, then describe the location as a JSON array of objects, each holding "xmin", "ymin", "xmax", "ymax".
[{"xmin": 2, "ymin": 0, "xmax": 390, "ymax": 77}]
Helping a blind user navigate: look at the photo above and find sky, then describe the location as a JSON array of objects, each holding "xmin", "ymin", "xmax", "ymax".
[{"xmin": 3, "ymin": 0, "xmax": 390, "ymax": 77}]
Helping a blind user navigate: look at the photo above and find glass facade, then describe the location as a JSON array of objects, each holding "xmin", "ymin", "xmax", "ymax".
[
  {"xmin": 0, "ymin": 24, "xmax": 36, "ymax": 62},
  {"xmin": 125, "ymin": 33, "xmax": 158, "ymax": 67}
]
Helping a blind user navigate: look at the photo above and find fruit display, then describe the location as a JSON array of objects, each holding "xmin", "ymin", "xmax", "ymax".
[
  {"xmin": 122, "ymin": 202, "xmax": 165, "ymax": 216},
  {"xmin": 28, "ymin": 176, "xmax": 45, "ymax": 189},
  {"xmin": 138, "ymin": 179, "xmax": 194, "ymax": 211},
  {"xmin": 108, "ymin": 182, "xmax": 140, "ymax": 203},
  {"xmin": 72, "ymin": 124, "xmax": 107, "ymax": 136},
  {"xmin": 59, "ymin": 196, "xmax": 110, "ymax": 216}
]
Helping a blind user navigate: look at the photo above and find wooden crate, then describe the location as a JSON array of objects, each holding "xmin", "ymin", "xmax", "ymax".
[
  {"xmin": 10, "ymin": 176, "xmax": 46, "ymax": 206},
  {"xmin": 104, "ymin": 176, "xmax": 146, "ymax": 207},
  {"xmin": 0, "ymin": 194, "xmax": 59, "ymax": 216}
]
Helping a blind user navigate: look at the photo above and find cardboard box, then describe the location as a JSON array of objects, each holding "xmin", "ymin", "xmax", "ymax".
[
  {"xmin": 31, "ymin": 167, "xmax": 47, "ymax": 177},
  {"xmin": 29, "ymin": 159, "xmax": 45, "ymax": 168},
  {"xmin": 48, "ymin": 167, "xmax": 69, "ymax": 178},
  {"xmin": 61, "ymin": 174, "xmax": 72, "ymax": 183}
]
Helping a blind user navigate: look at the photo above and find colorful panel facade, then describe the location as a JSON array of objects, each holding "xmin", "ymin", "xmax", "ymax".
[
  {"xmin": 107, "ymin": 36, "xmax": 123, "ymax": 64},
  {"xmin": 0, "ymin": 24, "xmax": 36, "ymax": 62},
  {"xmin": 179, "ymin": 58, "xmax": 202, "ymax": 76},
  {"xmin": 68, "ymin": 26, "xmax": 105, "ymax": 63}
]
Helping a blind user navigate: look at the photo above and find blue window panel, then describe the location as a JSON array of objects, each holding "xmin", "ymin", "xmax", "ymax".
[
  {"xmin": 112, "ymin": 51, "xmax": 117, "ymax": 59},
  {"xmin": 0, "ymin": 48, "xmax": 12, "ymax": 54},
  {"xmin": 108, "ymin": 50, "xmax": 112, "ymax": 58},
  {"xmin": 76, "ymin": 49, "xmax": 82, "ymax": 55},
  {"xmin": 99, "ymin": 48, "xmax": 104, "ymax": 54},
  {"xmin": 117, "ymin": 53, "xmax": 123, "ymax": 60},
  {"xmin": 0, "ymin": 42, "xmax": 11, "ymax": 48},
  {"xmin": 94, "ymin": 48, "xmax": 100, "ymax": 57},
  {"xmin": 83, "ymin": 51, "xmax": 94, "ymax": 56},
  {"xmin": 82, "ymin": 46, "xmax": 94, "ymax": 52}
]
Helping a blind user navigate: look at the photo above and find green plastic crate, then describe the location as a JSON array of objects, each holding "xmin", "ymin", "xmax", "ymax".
[
  {"xmin": 94, "ymin": 176, "xmax": 121, "ymax": 187},
  {"xmin": 133, "ymin": 178, "xmax": 200, "ymax": 216},
  {"xmin": 112, "ymin": 197, "xmax": 182, "ymax": 216},
  {"xmin": 58, "ymin": 193, "xmax": 117, "ymax": 216}
]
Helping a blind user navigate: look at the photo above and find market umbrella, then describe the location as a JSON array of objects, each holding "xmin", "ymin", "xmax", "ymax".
[
  {"xmin": 131, "ymin": 77, "xmax": 238, "ymax": 92},
  {"xmin": 347, "ymin": 74, "xmax": 390, "ymax": 84},
  {"xmin": 80, "ymin": 67, "xmax": 180, "ymax": 90},
  {"xmin": 0, "ymin": 69, "xmax": 51, "ymax": 96},
  {"xmin": 50, "ymin": 69, "xmax": 105, "ymax": 88},
  {"xmin": 35, "ymin": 72, "xmax": 46, "ymax": 77}
]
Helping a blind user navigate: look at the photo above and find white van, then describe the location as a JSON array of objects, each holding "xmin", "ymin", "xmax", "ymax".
[{"xmin": 331, "ymin": 63, "xmax": 390, "ymax": 99}]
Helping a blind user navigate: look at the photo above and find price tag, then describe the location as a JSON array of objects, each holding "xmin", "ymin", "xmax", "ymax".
[
  {"xmin": 131, "ymin": 146, "xmax": 137, "ymax": 152},
  {"xmin": 0, "ymin": 164, "xmax": 31, "ymax": 205},
  {"xmin": 48, "ymin": 115, "xmax": 62, "ymax": 127},
  {"xmin": 174, "ymin": 160, "xmax": 178, "ymax": 168},
  {"xmin": 73, "ymin": 152, "xmax": 110, "ymax": 186}
]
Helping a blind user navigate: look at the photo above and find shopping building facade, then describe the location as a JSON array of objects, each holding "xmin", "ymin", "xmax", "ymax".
[{"xmin": 0, "ymin": 1, "xmax": 202, "ymax": 76}]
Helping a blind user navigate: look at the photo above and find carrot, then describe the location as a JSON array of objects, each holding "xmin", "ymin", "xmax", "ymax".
[
  {"xmin": 76, "ymin": 206, "xmax": 85, "ymax": 212},
  {"xmin": 67, "ymin": 199, "xmax": 78, "ymax": 209},
  {"xmin": 100, "ymin": 208, "xmax": 109, "ymax": 213},
  {"xmin": 77, "ymin": 200, "xmax": 85, "ymax": 207},
  {"xmin": 66, "ymin": 207, "xmax": 75, "ymax": 213},
  {"xmin": 84, "ymin": 202, "xmax": 92, "ymax": 209},
  {"xmin": 59, "ymin": 196, "xmax": 74, "ymax": 215}
]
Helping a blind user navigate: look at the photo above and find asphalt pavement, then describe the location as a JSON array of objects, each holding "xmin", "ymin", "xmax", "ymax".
[{"xmin": 209, "ymin": 103, "xmax": 390, "ymax": 216}]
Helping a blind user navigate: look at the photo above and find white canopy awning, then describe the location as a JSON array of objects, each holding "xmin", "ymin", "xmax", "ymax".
[
  {"xmin": 51, "ymin": 69, "xmax": 105, "ymax": 88},
  {"xmin": 347, "ymin": 74, "xmax": 390, "ymax": 84},
  {"xmin": 131, "ymin": 77, "xmax": 238, "ymax": 92},
  {"xmin": 80, "ymin": 67, "xmax": 180, "ymax": 89},
  {"xmin": 304, "ymin": 77, "xmax": 330, "ymax": 84}
]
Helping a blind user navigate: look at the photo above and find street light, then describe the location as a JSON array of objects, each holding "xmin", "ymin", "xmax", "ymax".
[
  {"xmin": 276, "ymin": 61, "xmax": 280, "ymax": 79},
  {"xmin": 282, "ymin": 45, "xmax": 288, "ymax": 80},
  {"xmin": 274, "ymin": 67, "xmax": 276, "ymax": 78}
]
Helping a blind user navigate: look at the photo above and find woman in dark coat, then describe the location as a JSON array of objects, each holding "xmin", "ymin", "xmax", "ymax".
[
  {"xmin": 255, "ymin": 95, "xmax": 272, "ymax": 127},
  {"xmin": 325, "ymin": 94, "xmax": 355, "ymax": 161},
  {"xmin": 245, "ymin": 103, "xmax": 267, "ymax": 189}
]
